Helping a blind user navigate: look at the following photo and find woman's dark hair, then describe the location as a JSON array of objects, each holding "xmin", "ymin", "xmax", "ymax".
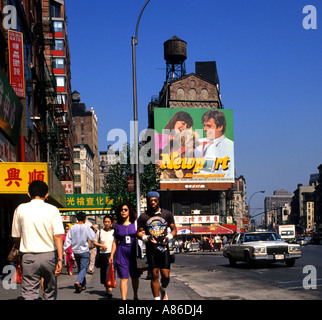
[
  {"xmin": 115, "ymin": 202, "xmax": 136, "ymax": 224},
  {"xmin": 164, "ymin": 111, "xmax": 193, "ymax": 132},
  {"xmin": 28, "ymin": 180, "xmax": 49, "ymax": 199},
  {"xmin": 103, "ymin": 215, "xmax": 112, "ymax": 222}
]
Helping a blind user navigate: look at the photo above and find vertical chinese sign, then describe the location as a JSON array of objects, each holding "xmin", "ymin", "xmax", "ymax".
[{"xmin": 8, "ymin": 30, "xmax": 25, "ymax": 98}]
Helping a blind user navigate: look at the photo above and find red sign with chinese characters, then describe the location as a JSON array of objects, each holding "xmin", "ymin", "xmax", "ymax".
[{"xmin": 8, "ymin": 30, "xmax": 25, "ymax": 98}]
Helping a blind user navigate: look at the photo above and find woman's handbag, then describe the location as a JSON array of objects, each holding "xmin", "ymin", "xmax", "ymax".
[
  {"xmin": 106, "ymin": 263, "xmax": 117, "ymax": 288},
  {"xmin": 136, "ymin": 240, "xmax": 149, "ymax": 272},
  {"xmin": 7, "ymin": 245, "xmax": 20, "ymax": 262},
  {"xmin": 95, "ymin": 229, "xmax": 101, "ymax": 268},
  {"xmin": 134, "ymin": 221, "xmax": 149, "ymax": 272}
]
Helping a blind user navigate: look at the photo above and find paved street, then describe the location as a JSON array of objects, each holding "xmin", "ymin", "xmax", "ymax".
[{"xmin": 172, "ymin": 244, "xmax": 322, "ymax": 300}]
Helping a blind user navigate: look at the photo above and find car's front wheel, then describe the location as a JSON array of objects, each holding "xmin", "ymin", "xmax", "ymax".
[
  {"xmin": 245, "ymin": 251, "xmax": 256, "ymax": 268},
  {"xmin": 228, "ymin": 254, "xmax": 237, "ymax": 267},
  {"xmin": 285, "ymin": 258, "xmax": 295, "ymax": 267}
]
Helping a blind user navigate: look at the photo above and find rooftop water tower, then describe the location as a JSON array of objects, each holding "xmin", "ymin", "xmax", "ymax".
[{"xmin": 164, "ymin": 36, "xmax": 187, "ymax": 82}]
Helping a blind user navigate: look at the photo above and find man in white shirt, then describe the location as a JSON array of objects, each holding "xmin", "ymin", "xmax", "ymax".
[
  {"xmin": 63, "ymin": 211, "xmax": 95, "ymax": 293},
  {"xmin": 11, "ymin": 180, "xmax": 64, "ymax": 300},
  {"xmin": 194, "ymin": 110, "xmax": 234, "ymax": 178}
]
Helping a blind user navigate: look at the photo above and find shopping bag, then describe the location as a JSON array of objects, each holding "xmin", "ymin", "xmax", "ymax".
[
  {"xmin": 7, "ymin": 245, "xmax": 20, "ymax": 262},
  {"xmin": 15, "ymin": 262, "xmax": 22, "ymax": 284},
  {"xmin": 106, "ymin": 264, "xmax": 117, "ymax": 288}
]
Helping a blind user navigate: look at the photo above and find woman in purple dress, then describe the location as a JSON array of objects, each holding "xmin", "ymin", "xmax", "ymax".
[{"xmin": 109, "ymin": 202, "xmax": 141, "ymax": 300}]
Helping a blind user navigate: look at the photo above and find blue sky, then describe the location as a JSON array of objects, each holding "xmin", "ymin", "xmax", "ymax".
[{"xmin": 65, "ymin": 0, "xmax": 322, "ymax": 220}]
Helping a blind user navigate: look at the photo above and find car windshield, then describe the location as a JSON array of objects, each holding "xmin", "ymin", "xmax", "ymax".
[{"xmin": 244, "ymin": 233, "xmax": 282, "ymax": 242}]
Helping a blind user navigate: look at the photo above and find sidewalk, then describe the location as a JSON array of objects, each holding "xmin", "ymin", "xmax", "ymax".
[{"xmin": 0, "ymin": 264, "xmax": 203, "ymax": 300}]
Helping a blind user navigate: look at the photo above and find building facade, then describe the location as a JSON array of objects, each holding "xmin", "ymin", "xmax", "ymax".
[
  {"xmin": 0, "ymin": 0, "xmax": 66, "ymax": 270},
  {"xmin": 291, "ymin": 184, "xmax": 316, "ymax": 233},
  {"xmin": 72, "ymin": 90, "xmax": 99, "ymax": 193},
  {"xmin": 73, "ymin": 144, "xmax": 94, "ymax": 194},
  {"xmin": 41, "ymin": 0, "xmax": 74, "ymax": 181},
  {"xmin": 264, "ymin": 190, "xmax": 293, "ymax": 228}
]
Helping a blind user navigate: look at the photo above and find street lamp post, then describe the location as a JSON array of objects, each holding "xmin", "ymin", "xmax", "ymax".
[
  {"xmin": 247, "ymin": 190, "xmax": 265, "ymax": 231},
  {"xmin": 131, "ymin": 0, "xmax": 151, "ymax": 217}
]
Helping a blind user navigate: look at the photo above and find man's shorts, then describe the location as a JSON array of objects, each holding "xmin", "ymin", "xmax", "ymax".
[{"xmin": 146, "ymin": 248, "xmax": 171, "ymax": 270}]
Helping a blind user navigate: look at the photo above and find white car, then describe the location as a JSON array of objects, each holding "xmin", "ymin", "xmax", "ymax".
[{"xmin": 223, "ymin": 231, "xmax": 302, "ymax": 268}]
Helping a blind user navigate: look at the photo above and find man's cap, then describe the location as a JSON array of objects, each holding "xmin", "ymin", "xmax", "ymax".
[{"xmin": 147, "ymin": 191, "xmax": 160, "ymax": 199}]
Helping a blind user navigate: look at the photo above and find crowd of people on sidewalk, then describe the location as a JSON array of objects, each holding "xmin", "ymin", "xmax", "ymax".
[
  {"xmin": 174, "ymin": 235, "xmax": 228, "ymax": 253},
  {"xmin": 9, "ymin": 181, "xmax": 177, "ymax": 301}
]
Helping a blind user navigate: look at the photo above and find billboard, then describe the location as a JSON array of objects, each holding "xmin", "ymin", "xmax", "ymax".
[{"xmin": 154, "ymin": 108, "xmax": 234, "ymax": 184}]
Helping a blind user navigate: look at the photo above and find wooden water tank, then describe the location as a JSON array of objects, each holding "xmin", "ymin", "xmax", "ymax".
[{"xmin": 164, "ymin": 36, "xmax": 187, "ymax": 64}]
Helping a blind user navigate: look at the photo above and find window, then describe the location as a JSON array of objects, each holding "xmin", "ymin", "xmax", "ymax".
[
  {"xmin": 74, "ymin": 187, "xmax": 81, "ymax": 194},
  {"xmin": 74, "ymin": 175, "xmax": 81, "ymax": 182},
  {"xmin": 53, "ymin": 21, "xmax": 63, "ymax": 32},
  {"xmin": 73, "ymin": 151, "xmax": 80, "ymax": 159},
  {"xmin": 53, "ymin": 40, "xmax": 64, "ymax": 51},
  {"xmin": 74, "ymin": 163, "xmax": 80, "ymax": 170},
  {"xmin": 50, "ymin": 1, "xmax": 61, "ymax": 17},
  {"xmin": 54, "ymin": 58, "xmax": 64, "ymax": 69},
  {"xmin": 56, "ymin": 76, "xmax": 65, "ymax": 87},
  {"xmin": 57, "ymin": 94, "xmax": 66, "ymax": 105}
]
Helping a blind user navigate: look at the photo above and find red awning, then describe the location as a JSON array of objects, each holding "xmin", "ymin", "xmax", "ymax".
[
  {"xmin": 177, "ymin": 225, "xmax": 234, "ymax": 235},
  {"xmin": 223, "ymin": 224, "xmax": 237, "ymax": 232}
]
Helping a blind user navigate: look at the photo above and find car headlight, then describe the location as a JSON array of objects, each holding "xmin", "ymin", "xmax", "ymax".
[
  {"xmin": 289, "ymin": 246, "xmax": 301, "ymax": 253},
  {"xmin": 253, "ymin": 247, "xmax": 266, "ymax": 254}
]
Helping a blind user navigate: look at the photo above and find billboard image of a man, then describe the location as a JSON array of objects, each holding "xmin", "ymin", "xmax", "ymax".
[{"xmin": 194, "ymin": 110, "xmax": 234, "ymax": 177}]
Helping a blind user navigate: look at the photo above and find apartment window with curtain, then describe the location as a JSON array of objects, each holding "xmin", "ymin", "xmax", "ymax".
[{"xmin": 50, "ymin": 1, "xmax": 61, "ymax": 18}]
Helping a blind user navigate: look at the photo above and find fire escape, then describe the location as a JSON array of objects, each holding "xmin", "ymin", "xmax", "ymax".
[{"xmin": 38, "ymin": 0, "xmax": 73, "ymax": 181}]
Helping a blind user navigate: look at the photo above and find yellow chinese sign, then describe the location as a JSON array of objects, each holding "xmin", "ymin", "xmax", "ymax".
[
  {"xmin": 0, "ymin": 162, "xmax": 48, "ymax": 193},
  {"xmin": 64, "ymin": 193, "xmax": 113, "ymax": 211}
]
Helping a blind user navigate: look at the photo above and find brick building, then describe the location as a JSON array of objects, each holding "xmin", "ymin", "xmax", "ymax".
[{"xmin": 72, "ymin": 90, "xmax": 99, "ymax": 192}]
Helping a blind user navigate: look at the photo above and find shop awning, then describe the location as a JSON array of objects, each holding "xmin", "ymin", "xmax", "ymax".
[
  {"xmin": 223, "ymin": 224, "xmax": 237, "ymax": 232},
  {"xmin": 177, "ymin": 225, "xmax": 234, "ymax": 235}
]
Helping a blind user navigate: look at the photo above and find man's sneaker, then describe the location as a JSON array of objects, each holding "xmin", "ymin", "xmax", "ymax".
[{"xmin": 160, "ymin": 287, "xmax": 168, "ymax": 300}]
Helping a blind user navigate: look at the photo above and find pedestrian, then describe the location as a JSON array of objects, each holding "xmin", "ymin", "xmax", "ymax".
[
  {"xmin": 214, "ymin": 234, "xmax": 222, "ymax": 251},
  {"xmin": 62, "ymin": 224, "xmax": 74, "ymax": 276},
  {"xmin": 137, "ymin": 191, "xmax": 177, "ymax": 300},
  {"xmin": 222, "ymin": 235, "xmax": 227, "ymax": 247},
  {"xmin": 11, "ymin": 180, "xmax": 64, "ymax": 300},
  {"xmin": 93, "ymin": 216, "xmax": 114, "ymax": 298},
  {"xmin": 109, "ymin": 202, "xmax": 141, "ymax": 300},
  {"xmin": 88, "ymin": 224, "xmax": 98, "ymax": 274},
  {"xmin": 63, "ymin": 211, "xmax": 96, "ymax": 293}
]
